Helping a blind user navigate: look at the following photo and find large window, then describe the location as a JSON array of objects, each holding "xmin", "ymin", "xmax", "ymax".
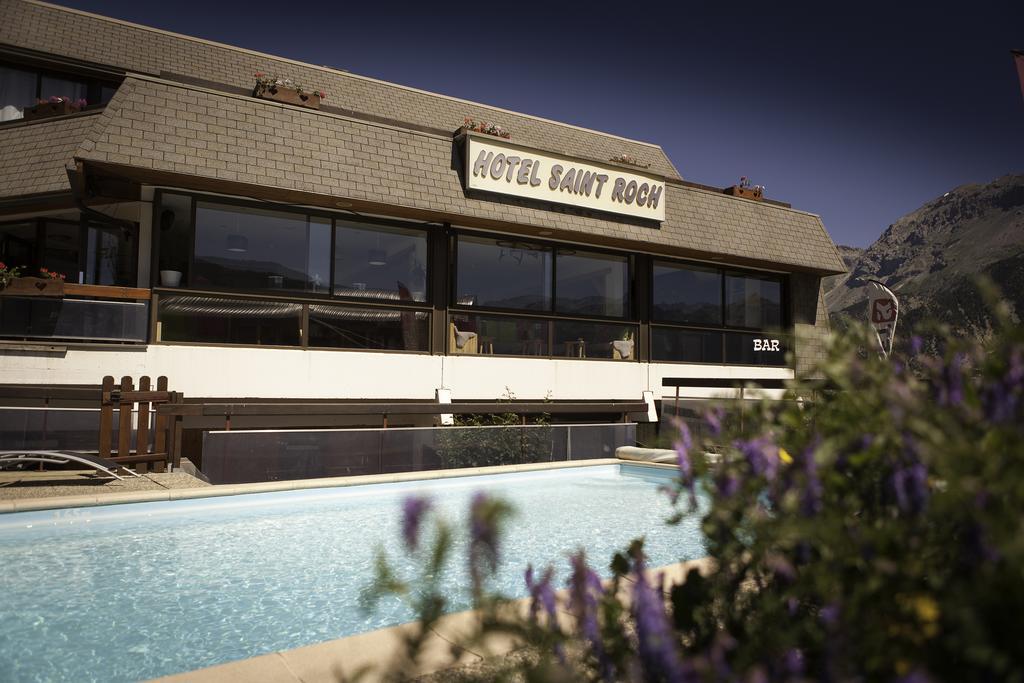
[
  {"xmin": 1, "ymin": 62, "xmax": 119, "ymax": 123},
  {"xmin": 0, "ymin": 218, "xmax": 137, "ymax": 286},
  {"xmin": 333, "ymin": 221, "xmax": 427, "ymax": 302},
  {"xmin": 450, "ymin": 234, "xmax": 636, "ymax": 360},
  {"xmin": 725, "ymin": 273, "xmax": 782, "ymax": 329},
  {"xmin": 192, "ymin": 202, "xmax": 331, "ymax": 294},
  {"xmin": 153, "ymin": 193, "xmax": 432, "ymax": 352},
  {"xmin": 456, "ymin": 236, "xmax": 552, "ymax": 311},
  {"xmin": 555, "ymin": 250, "xmax": 629, "ymax": 318},
  {"xmin": 652, "ymin": 260, "xmax": 786, "ymax": 366},
  {"xmin": 652, "ymin": 262, "xmax": 721, "ymax": 325}
]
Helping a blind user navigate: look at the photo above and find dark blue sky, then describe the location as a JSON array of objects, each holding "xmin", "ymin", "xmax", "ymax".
[{"xmin": 57, "ymin": 0, "xmax": 1024, "ymax": 247}]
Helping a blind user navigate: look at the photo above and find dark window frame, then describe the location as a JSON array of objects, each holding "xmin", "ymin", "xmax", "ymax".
[
  {"xmin": 151, "ymin": 190, "xmax": 435, "ymax": 353},
  {"xmin": 0, "ymin": 58, "xmax": 121, "ymax": 121},
  {"xmin": 649, "ymin": 257, "xmax": 790, "ymax": 367},
  {"xmin": 450, "ymin": 230, "xmax": 636, "ymax": 323},
  {"xmin": 0, "ymin": 216, "xmax": 139, "ymax": 286}
]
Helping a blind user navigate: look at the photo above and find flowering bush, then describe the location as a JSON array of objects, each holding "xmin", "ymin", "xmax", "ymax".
[
  {"xmin": 253, "ymin": 72, "xmax": 325, "ymax": 100},
  {"xmin": 462, "ymin": 116, "xmax": 511, "ymax": 139},
  {"xmin": 0, "ymin": 261, "xmax": 21, "ymax": 289},
  {"xmin": 38, "ymin": 267, "xmax": 66, "ymax": 281},
  {"xmin": 365, "ymin": 287, "xmax": 1024, "ymax": 682}
]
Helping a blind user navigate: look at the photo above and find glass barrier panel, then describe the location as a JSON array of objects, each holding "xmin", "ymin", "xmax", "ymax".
[
  {"xmin": 308, "ymin": 304, "xmax": 428, "ymax": 351},
  {"xmin": 448, "ymin": 313, "xmax": 548, "ymax": 356},
  {"xmin": 0, "ymin": 297, "xmax": 148, "ymax": 342},
  {"xmin": 552, "ymin": 320, "xmax": 638, "ymax": 360},
  {"xmin": 158, "ymin": 295, "xmax": 301, "ymax": 346},
  {"xmin": 651, "ymin": 327, "xmax": 723, "ymax": 363},
  {"xmin": 201, "ymin": 423, "xmax": 636, "ymax": 484}
]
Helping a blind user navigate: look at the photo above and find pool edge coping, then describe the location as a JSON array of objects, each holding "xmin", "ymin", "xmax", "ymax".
[
  {"xmin": 151, "ymin": 556, "xmax": 713, "ymax": 683},
  {"xmin": 0, "ymin": 458, "xmax": 676, "ymax": 513}
]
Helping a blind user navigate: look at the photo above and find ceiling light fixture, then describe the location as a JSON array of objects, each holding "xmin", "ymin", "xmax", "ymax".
[
  {"xmin": 226, "ymin": 234, "xmax": 248, "ymax": 253},
  {"xmin": 367, "ymin": 248, "xmax": 387, "ymax": 266}
]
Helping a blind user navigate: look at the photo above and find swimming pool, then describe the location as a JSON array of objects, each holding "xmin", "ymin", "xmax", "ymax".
[{"xmin": 0, "ymin": 463, "xmax": 705, "ymax": 682}]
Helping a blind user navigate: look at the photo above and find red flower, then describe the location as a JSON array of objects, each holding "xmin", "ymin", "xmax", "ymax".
[{"xmin": 0, "ymin": 262, "xmax": 6, "ymax": 270}]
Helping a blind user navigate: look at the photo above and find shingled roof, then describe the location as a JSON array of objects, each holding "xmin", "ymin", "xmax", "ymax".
[
  {"xmin": 0, "ymin": 0, "xmax": 680, "ymax": 179},
  {"xmin": 0, "ymin": 112, "xmax": 99, "ymax": 199},
  {"xmin": 71, "ymin": 77, "xmax": 844, "ymax": 274}
]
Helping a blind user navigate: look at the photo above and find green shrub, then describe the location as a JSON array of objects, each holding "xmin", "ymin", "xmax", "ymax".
[{"xmin": 367, "ymin": 293, "xmax": 1024, "ymax": 682}]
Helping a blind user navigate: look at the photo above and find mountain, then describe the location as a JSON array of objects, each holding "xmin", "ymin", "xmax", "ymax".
[
  {"xmin": 822, "ymin": 245, "xmax": 864, "ymax": 297},
  {"xmin": 825, "ymin": 174, "xmax": 1024, "ymax": 340}
]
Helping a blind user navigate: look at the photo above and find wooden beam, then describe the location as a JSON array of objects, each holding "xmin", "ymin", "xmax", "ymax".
[{"xmin": 63, "ymin": 283, "xmax": 151, "ymax": 300}]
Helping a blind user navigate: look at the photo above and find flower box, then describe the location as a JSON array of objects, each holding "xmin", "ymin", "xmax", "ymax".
[
  {"xmin": 255, "ymin": 84, "xmax": 321, "ymax": 109},
  {"xmin": 252, "ymin": 74, "xmax": 323, "ymax": 110},
  {"xmin": 458, "ymin": 118, "xmax": 511, "ymax": 139},
  {"xmin": 725, "ymin": 185, "xmax": 764, "ymax": 201},
  {"xmin": 23, "ymin": 100, "xmax": 82, "ymax": 121},
  {"xmin": 0, "ymin": 276, "xmax": 65, "ymax": 297}
]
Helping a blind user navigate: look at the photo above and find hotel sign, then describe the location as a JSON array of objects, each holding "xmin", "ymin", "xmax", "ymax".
[{"xmin": 462, "ymin": 135, "xmax": 666, "ymax": 222}]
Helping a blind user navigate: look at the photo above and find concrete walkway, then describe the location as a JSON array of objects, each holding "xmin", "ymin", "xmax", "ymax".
[{"xmin": 0, "ymin": 470, "xmax": 209, "ymax": 501}]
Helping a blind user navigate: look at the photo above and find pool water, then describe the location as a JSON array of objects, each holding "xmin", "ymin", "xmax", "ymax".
[{"xmin": 0, "ymin": 464, "xmax": 705, "ymax": 682}]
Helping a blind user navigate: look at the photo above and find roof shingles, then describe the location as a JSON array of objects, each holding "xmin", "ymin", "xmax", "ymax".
[
  {"xmin": 72, "ymin": 77, "xmax": 844, "ymax": 273},
  {"xmin": 0, "ymin": 113, "xmax": 99, "ymax": 198},
  {"xmin": 0, "ymin": 0, "xmax": 680, "ymax": 179}
]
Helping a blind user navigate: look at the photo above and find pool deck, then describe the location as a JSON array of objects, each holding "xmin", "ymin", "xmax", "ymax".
[
  {"xmin": 153, "ymin": 556, "xmax": 713, "ymax": 683},
  {"xmin": 0, "ymin": 470, "xmax": 210, "ymax": 503}
]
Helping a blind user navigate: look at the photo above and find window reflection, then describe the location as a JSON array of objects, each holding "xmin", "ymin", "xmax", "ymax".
[
  {"xmin": 0, "ymin": 65, "xmax": 37, "ymax": 122},
  {"xmin": 555, "ymin": 250, "xmax": 629, "ymax": 317},
  {"xmin": 308, "ymin": 304, "xmax": 428, "ymax": 351},
  {"xmin": 652, "ymin": 328, "xmax": 724, "ymax": 363},
  {"xmin": 333, "ymin": 221, "xmax": 428, "ymax": 302},
  {"xmin": 553, "ymin": 320, "xmax": 637, "ymax": 359},
  {"xmin": 449, "ymin": 313, "xmax": 548, "ymax": 356},
  {"xmin": 456, "ymin": 236, "xmax": 551, "ymax": 311},
  {"xmin": 653, "ymin": 262, "xmax": 722, "ymax": 324},
  {"xmin": 158, "ymin": 295, "xmax": 301, "ymax": 346},
  {"xmin": 725, "ymin": 274, "xmax": 782, "ymax": 329},
  {"xmin": 193, "ymin": 202, "xmax": 331, "ymax": 294}
]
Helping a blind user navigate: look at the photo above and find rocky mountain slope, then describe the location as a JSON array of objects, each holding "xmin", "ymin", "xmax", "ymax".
[{"xmin": 825, "ymin": 174, "xmax": 1024, "ymax": 339}]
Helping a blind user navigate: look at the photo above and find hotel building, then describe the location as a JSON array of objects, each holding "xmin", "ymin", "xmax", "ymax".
[{"xmin": 0, "ymin": 1, "xmax": 846, "ymax": 474}]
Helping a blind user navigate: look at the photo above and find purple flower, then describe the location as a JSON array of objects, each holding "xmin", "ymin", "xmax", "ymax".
[
  {"xmin": 737, "ymin": 435, "xmax": 780, "ymax": 481},
  {"xmin": 891, "ymin": 461, "xmax": 928, "ymax": 515},
  {"xmin": 568, "ymin": 552, "xmax": 613, "ymax": 680},
  {"xmin": 982, "ymin": 347, "xmax": 1023, "ymax": 423},
  {"xmin": 820, "ymin": 602, "xmax": 840, "ymax": 628},
  {"xmin": 525, "ymin": 564, "xmax": 558, "ymax": 624},
  {"xmin": 674, "ymin": 424, "xmax": 700, "ymax": 509},
  {"xmin": 704, "ymin": 406, "xmax": 726, "ymax": 436},
  {"xmin": 469, "ymin": 492, "xmax": 501, "ymax": 596},
  {"xmin": 631, "ymin": 561, "xmax": 687, "ymax": 683},
  {"xmin": 782, "ymin": 648, "xmax": 805, "ymax": 677},
  {"xmin": 898, "ymin": 670, "xmax": 934, "ymax": 683},
  {"xmin": 799, "ymin": 439, "xmax": 823, "ymax": 516},
  {"xmin": 937, "ymin": 352, "xmax": 966, "ymax": 407},
  {"xmin": 401, "ymin": 495, "xmax": 431, "ymax": 551},
  {"xmin": 911, "ymin": 335, "xmax": 924, "ymax": 354},
  {"xmin": 715, "ymin": 472, "xmax": 740, "ymax": 498}
]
